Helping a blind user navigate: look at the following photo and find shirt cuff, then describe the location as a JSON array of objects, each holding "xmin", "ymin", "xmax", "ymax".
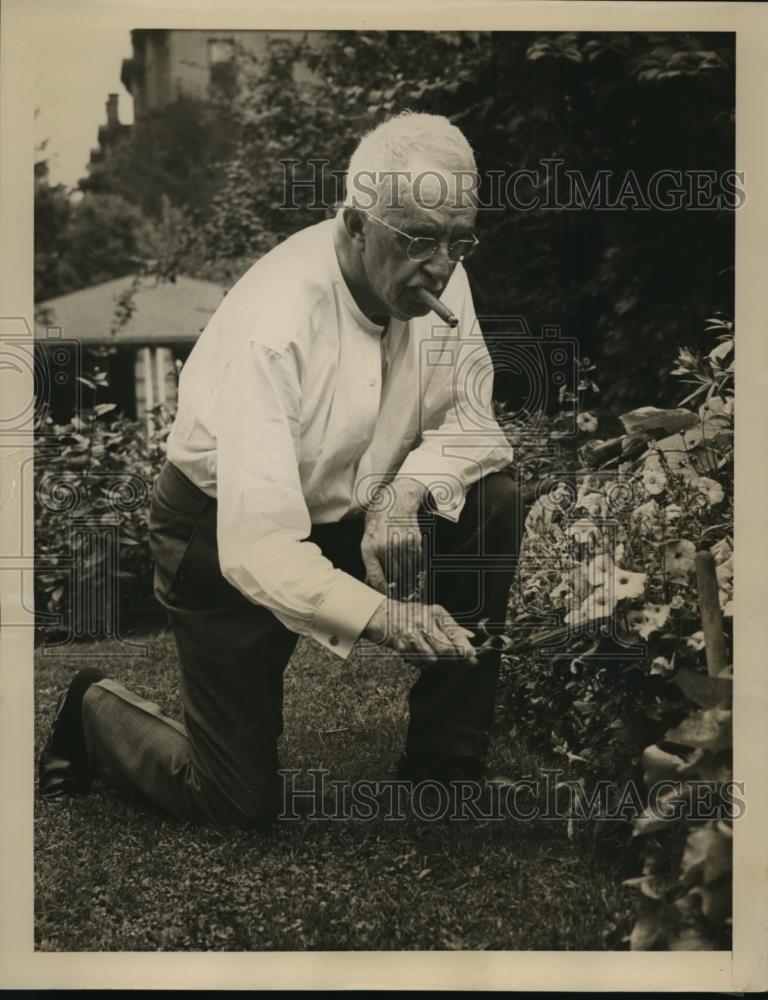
[
  {"xmin": 393, "ymin": 459, "xmax": 468, "ymax": 523},
  {"xmin": 310, "ymin": 572, "xmax": 387, "ymax": 659}
]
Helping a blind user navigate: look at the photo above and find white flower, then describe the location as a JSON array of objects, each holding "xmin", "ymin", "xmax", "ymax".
[
  {"xmin": 577, "ymin": 492, "xmax": 606, "ymax": 517},
  {"xmin": 663, "ymin": 504, "xmax": 683, "ymax": 522},
  {"xmin": 633, "ymin": 498, "xmax": 660, "ymax": 522},
  {"xmin": 642, "ymin": 464, "xmax": 667, "ymax": 496},
  {"xmin": 700, "ymin": 395, "xmax": 726, "ymax": 419},
  {"xmin": 566, "ymin": 586, "xmax": 617, "ymax": 625},
  {"xmin": 664, "ymin": 539, "xmax": 696, "ymax": 579},
  {"xmin": 586, "ymin": 552, "xmax": 614, "ymax": 583},
  {"xmin": 632, "ymin": 603, "xmax": 671, "ymax": 640},
  {"xmin": 715, "ymin": 556, "xmax": 734, "ymax": 586},
  {"xmin": 662, "ymin": 448, "xmax": 700, "ymax": 483},
  {"xmin": 717, "ymin": 555, "xmax": 733, "ymax": 609},
  {"xmin": 687, "ymin": 631, "xmax": 705, "ymax": 651},
  {"xmin": 711, "ymin": 538, "xmax": 733, "ymax": 565},
  {"xmin": 670, "ymin": 594, "xmax": 685, "ymax": 610},
  {"xmin": 577, "ymin": 412, "xmax": 598, "ymax": 433},
  {"xmin": 709, "ymin": 338, "xmax": 733, "ymax": 365},
  {"xmin": 650, "ymin": 655, "xmax": 674, "ymax": 676},
  {"xmin": 682, "ymin": 427, "xmax": 703, "ymax": 450},
  {"xmin": 612, "ymin": 567, "xmax": 647, "ymax": 601},
  {"xmin": 696, "ymin": 476, "xmax": 725, "ymax": 506}
]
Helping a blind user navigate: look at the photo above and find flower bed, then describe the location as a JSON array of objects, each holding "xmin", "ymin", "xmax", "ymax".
[
  {"xmin": 495, "ymin": 320, "xmax": 734, "ymax": 949},
  {"xmin": 34, "ymin": 320, "xmax": 736, "ymax": 948}
]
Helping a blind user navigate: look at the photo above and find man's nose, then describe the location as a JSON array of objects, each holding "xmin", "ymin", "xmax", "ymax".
[{"xmin": 421, "ymin": 245, "xmax": 453, "ymax": 286}]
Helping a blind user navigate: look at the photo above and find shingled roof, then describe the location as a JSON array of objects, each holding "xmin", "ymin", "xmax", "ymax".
[{"xmin": 36, "ymin": 274, "xmax": 227, "ymax": 344}]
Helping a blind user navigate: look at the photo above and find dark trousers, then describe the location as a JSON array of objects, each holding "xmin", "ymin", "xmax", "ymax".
[{"xmin": 81, "ymin": 460, "xmax": 520, "ymax": 828}]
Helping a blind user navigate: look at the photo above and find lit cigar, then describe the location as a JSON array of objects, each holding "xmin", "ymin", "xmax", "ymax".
[{"xmin": 413, "ymin": 287, "xmax": 458, "ymax": 327}]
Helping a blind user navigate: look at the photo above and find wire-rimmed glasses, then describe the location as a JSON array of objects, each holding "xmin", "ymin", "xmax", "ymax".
[{"xmin": 361, "ymin": 210, "xmax": 479, "ymax": 263}]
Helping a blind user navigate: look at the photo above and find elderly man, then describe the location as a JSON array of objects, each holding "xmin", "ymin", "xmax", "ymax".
[{"xmin": 38, "ymin": 112, "xmax": 520, "ymax": 828}]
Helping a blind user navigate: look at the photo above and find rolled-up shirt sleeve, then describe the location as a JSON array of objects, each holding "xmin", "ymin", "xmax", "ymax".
[
  {"xmin": 213, "ymin": 340, "xmax": 385, "ymax": 659},
  {"xmin": 396, "ymin": 266, "xmax": 514, "ymax": 522}
]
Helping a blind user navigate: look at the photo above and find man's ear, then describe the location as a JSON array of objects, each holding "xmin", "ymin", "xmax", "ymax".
[{"xmin": 342, "ymin": 207, "xmax": 366, "ymax": 251}]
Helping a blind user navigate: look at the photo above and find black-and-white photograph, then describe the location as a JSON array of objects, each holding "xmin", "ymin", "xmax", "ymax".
[{"xmin": 2, "ymin": 0, "xmax": 767, "ymax": 990}]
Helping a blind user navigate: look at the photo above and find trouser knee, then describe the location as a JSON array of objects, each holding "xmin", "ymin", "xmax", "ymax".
[
  {"xmin": 477, "ymin": 473, "xmax": 521, "ymax": 550},
  {"xmin": 199, "ymin": 775, "xmax": 280, "ymax": 831},
  {"xmin": 480, "ymin": 472, "xmax": 520, "ymax": 514}
]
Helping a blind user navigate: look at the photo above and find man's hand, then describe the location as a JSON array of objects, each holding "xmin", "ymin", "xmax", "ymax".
[
  {"xmin": 362, "ymin": 598, "xmax": 478, "ymax": 666},
  {"xmin": 361, "ymin": 476, "xmax": 426, "ymax": 598}
]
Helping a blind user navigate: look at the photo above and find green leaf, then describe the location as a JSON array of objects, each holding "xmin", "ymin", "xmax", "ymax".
[
  {"xmin": 667, "ymin": 924, "xmax": 721, "ymax": 951},
  {"xmin": 641, "ymin": 744, "xmax": 688, "ymax": 784},
  {"xmin": 665, "ymin": 707, "xmax": 732, "ymax": 752},
  {"xmin": 623, "ymin": 873, "xmax": 677, "ymax": 900},
  {"xmin": 629, "ymin": 909, "xmax": 663, "ymax": 950},
  {"xmin": 619, "ymin": 407, "xmax": 698, "ymax": 435},
  {"xmin": 681, "ymin": 824, "xmax": 732, "ymax": 885},
  {"xmin": 674, "ymin": 669, "xmax": 732, "ymax": 709},
  {"xmin": 687, "ymin": 883, "xmax": 731, "ymax": 924}
]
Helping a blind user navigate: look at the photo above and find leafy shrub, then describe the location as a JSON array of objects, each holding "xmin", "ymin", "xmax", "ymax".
[
  {"xmin": 34, "ymin": 312, "xmax": 735, "ymax": 948},
  {"xmin": 627, "ymin": 684, "xmax": 733, "ymax": 950},
  {"xmin": 496, "ymin": 319, "xmax": 734, "ymax": 947},
  {"xmin": 35, "ymin": 403, "xmax": 172, "ymax": 638}
]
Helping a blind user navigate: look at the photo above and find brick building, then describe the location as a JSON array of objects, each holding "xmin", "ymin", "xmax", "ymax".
[
  {"xmin": 86, "ymin": 93, "xmax": 133, "ymax": 177},
  {"xmin": 119, "ymin": 29, "xmax": 318, "ymax": 118},
  {"xmin": 86, "ymin": 29, "xmax": 320, "ymax": 187}
]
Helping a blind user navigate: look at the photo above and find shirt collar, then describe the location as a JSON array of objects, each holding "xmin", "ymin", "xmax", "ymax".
[{"xmin": 329, "ymin": 216, "xmax": 389, "ymax": 337}]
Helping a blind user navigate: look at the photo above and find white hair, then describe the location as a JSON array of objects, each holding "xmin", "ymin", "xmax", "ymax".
[{"xmin": 342, "ymin": 110, "xmax": 478, "ymax": 212}]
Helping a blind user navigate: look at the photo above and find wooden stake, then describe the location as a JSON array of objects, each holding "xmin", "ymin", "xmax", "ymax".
[{"xmin": 695, "ymin": 550, "xmax": 727, "ymax": 677}]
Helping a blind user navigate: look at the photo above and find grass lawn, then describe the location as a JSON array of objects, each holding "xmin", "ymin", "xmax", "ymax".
[{"xmin": 35, "ymin": 628, "xmax": 635, "ymax": 951}]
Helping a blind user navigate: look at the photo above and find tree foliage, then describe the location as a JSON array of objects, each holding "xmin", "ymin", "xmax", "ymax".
[
  {"xmin": 34, "ymin": 185, "xmax": 160, "ymax": 302},
  {"xmin": 36, "ymin": 31, "xmax": 734, "ymax": 408},
  {"xmin": 34, "ymin": 180, "xmax": 78, "ymax": 301},
  {"xmin": 35, "ymin": 93, "xmax": 241, "ymax": 302},
  {"xmin": 80, "ymin": 94, "xmax": 240, "ymax": 221},
  {"xmin": 64, "ymin": 192, "xmax": 159, "ymax": 287},
  {"xmin": 168, "ymin": 30, "xmax": 735, "ymax": 410}
]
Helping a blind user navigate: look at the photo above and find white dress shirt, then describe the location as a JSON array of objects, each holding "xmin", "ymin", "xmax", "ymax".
[{"xmin": 167, "ymin": 216, "xmax": 514, "ymax": 659}]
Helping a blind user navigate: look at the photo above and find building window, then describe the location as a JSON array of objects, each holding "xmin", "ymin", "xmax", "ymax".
[
  {"xmin": 134, "ymin": 345, "xmax": 190, "ymax": 429},
  {"xmin": 208, "ymin": 39, "xmax": 237, "ymax": 100},
  {"xmin": 208, "ymin": 39, "xmax": 235, "ymax": 64}
]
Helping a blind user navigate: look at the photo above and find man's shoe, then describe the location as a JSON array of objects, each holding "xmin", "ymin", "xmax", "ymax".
[
  {"xmin": 37, "ymin": 668, "xmax": 105, "ymax": 798},
  {"xmin": 397, "ymin": 750, "xmax": 516, "ymax": 789}
]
